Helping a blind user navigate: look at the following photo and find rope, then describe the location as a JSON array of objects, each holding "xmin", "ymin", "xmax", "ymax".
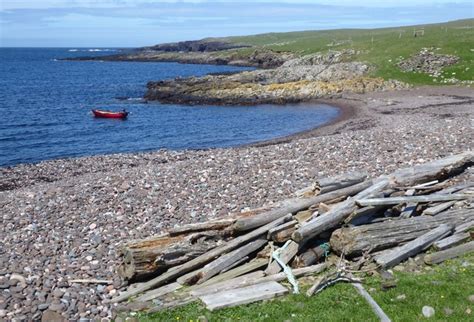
[
  {"xmin": 320, "ymin": 242, "xmax": 331, "ymax": 258},
  {"xmin": 272, "ymin": 241, "xmax": 299, "ymax": 294}
]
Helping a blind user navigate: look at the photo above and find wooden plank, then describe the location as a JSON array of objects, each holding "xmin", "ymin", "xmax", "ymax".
[
  {"xmin": 375, "ymin": 224, "xmax": 454, "ymax": 268},
  {"xmin": 134, "ymin": 282, "xmax": 182, "ymax": 303},
  {"xmin": 192, "ymin": 238, "xmax": 267, "ymax": 285},
  {"xmin": 190, "ymin": 271, "xmax": 266, "ymax": 296},
  {"xmin": 110, "ymin": 214, "xmax": 292, "ymax": 303},
  {"xmin": 292, "ymin": 179, "xmax": 390, "ymax": 242},
  {"xmin": 455, "ymin": 220, "xmax": 474, "ymax": 233},
  {"xmin": 425, "ymin": 241, "xmax": 474, "ymax": 264},
  {"xmin": 199, "ymin": 281, "xmax": 288, "ymax": 311},
  {"xmin": 422, "ymin": 201, "xmax": 456, "ymax": 216},
  {"xmin": 433, "ymin": 232, "xmax": 471, "ymax": 251},
  {"xmin": 352, "ymin": 283, "xmax": 391, "ymax": 322},
  {"xmin": 356, "ymin": 194, "xmax": 469, "ymax": 207},
  {"xmin": 190, "ymin": 263, "xmax": 327, "ymax": 297},
  {"xmin": 198, "ymin": 258, "xmax": 268, "ymax": 288},
  {"xmin": 233, "ymin": 181, "xmax": 373, "ymax": 231},
  {"xmin": 265, "ymin": 241, "xmax": 300, "ymax": 275}
]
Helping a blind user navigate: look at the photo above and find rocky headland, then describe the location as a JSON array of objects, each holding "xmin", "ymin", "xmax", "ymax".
[{"xmin": 144, "ymin": 50, "xmax": 407, "ymax": 105}]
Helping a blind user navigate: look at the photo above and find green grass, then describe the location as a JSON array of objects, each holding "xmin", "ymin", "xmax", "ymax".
[
  {"xmin": 223, "ymin": 19, "xmax": 474, "ymax": 85},
  {"xmin": 137, "ymin": 253, "xmax": 473, "ymax": 321}
]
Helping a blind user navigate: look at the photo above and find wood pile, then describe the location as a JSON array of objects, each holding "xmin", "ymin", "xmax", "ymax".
[{"xmin": 110, "ymin": 152, "xmax": 474, "ymax": 318}]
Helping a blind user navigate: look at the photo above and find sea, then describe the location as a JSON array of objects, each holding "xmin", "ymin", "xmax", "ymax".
[{"xmin": 0, "ymin": 48, "xmax": 339, "ymax": 167}]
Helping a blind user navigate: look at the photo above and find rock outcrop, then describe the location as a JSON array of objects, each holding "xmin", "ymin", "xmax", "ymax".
[
  {"xmin": 145, "ymin": 51, "xmax": 407, "ymax": 105},
  {"xmin": 398, "ymin": 48, "xmax": 459, "ymax": 76}
]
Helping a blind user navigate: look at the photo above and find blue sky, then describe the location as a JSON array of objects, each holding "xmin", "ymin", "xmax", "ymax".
[{"xmin": 0, "ymin": 1, "xmax": 473, "ymax": 47}]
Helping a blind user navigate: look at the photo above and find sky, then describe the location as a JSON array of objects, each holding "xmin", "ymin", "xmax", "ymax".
[{"xmin": 0, "ymin": 1, "xmax": 473, "ymax": 47}]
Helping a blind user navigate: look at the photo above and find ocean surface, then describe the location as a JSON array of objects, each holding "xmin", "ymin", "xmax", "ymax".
[{"xmin": 0, "ymin": 48, "xmax": 339, "ymax": 167}]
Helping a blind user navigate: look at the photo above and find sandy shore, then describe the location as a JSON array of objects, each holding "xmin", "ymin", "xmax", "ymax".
[{"xmin": 0, "ymin": 86, "xmax": 473, "ymax": 320}]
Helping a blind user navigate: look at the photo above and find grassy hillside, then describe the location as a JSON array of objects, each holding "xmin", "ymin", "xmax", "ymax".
[{"xmin": 224, "ymin": 19, "xmax": 474, "ymax": 85}]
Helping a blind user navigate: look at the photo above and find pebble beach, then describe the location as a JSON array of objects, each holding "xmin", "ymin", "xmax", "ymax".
[{"xmin": 0, "ymin": 86, "xmax": 473, "ymax": 320}]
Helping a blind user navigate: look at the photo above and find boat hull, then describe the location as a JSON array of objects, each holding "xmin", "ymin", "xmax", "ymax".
[{"xmin": 92, "ymin": 109, "xmax": 128, "ymax": 119}]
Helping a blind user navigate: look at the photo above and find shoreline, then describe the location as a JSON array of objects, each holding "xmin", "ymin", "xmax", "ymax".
[{"xmin": 1, "ymin": 85, "xmax": 473, "ymax": 321}]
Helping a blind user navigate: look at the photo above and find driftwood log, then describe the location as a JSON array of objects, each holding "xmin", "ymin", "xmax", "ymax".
[
  {"xmin": 374, "ymin": 224, "xmax": 453, "ymax": 268},
  {"xmin": 233, "ymin": 180, "xmax": 372, "ymax": 231},
  {"xmin": 387, "ymin": 152, "xmax": 473, "ymax": 186},
  {"xmin": 111, "ymin": 214, "xmax": 292, "ymax": 303},
  {"xmin": 118, "ymin": 232, "xmax": 230, "ymax": 281},
  {"xmin": 292, "ymin": 179, "xmax": 390, "ymax": 242},
  {"xmin": 330, "ymin": 208, "xmax": 474, "ymax": 257}
]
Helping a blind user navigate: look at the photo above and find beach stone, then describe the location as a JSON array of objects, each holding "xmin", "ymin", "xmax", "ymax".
[
  {"xmin": 422, "ymin": 306, "xmax": 435, "ymax": 318},
  {"xmin": 468, "ymin": 295, "xmax": 474, "ymax": 303},
  {"xmin": 41, "ymin": 310, "xmax": 64, "ymax": 322},
  {"xmin": 443, "ymin": 307, "xmax": 453, "ymax": 316},
  {"xmin": 53, "ymin": 289, "xmax": 64, "ymax": 298},
  {"xmin": 396, "ymin": 294, "xmax": 406, "ymax": 300}
]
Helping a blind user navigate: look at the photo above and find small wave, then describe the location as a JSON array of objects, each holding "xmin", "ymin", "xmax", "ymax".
[
  {"xmin": 68, "ymin": 49, "xmax": 78, "ymax": 52},
  {"xmin": 87, "ymin": 49, "xmax": 116, "ymax": 52}
]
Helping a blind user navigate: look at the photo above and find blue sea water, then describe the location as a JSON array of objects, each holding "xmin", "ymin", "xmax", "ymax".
[{"xmin": 0, "ymin": 48, "xmax": 339, "ymax": 167}]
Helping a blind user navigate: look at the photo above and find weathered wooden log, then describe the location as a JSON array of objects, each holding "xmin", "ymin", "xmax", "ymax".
[
  {"xmin": 233, "ymin": 180, "xmax": 373, "ymax": 232},
  {"xmin": 293, "ymin": 244, "xmax": 328, "ymax": 268},
  {"xmin": 111, "ymin": 214, "xmax": 292, "ymax": 303},
  {"xmin": 356, "ymin": 193, "xmax": 469, "ymax": 207},
  {"xmin": 387, "ymin": 152, "xmax": 474, "ymax": 186},
  {"xmin": 318, "ymin": 172, "xmax": 369, "ymax": 194},
  {"xmin": 292, "ymin": 179, "xmax": 390, "ymax": 242},
  {"xmin": 267, "ymin": 220, "xmax": 298, "ymax": 242},
  {"xmin": 167, "ymin": 219, "xmax": 235, "ymax": 236},
  {"xmin": 330, "ymin": 208, "xmax": 474, "ymax": 257},
  {"xmin": 191, "ymin": 238, "xmax": 268, "ymax": 285},
  {"xmin": 374, "ymin": 224, "xmax": 453, "ymax": 268},
  {"xmin": 344, "ymin": 205, "xmax": 387, "ymax": 225},
  {"xmin": 433, "ymin": 232, "xmax": 471, "ymax": 250},
  {"xmin": 424, "ymin": 241, "xmax": 474, "ymax": 264},
  {"xmin": 118, "ymin": 232, "xmax": 228, "ymax": 281},
  {"xmin": 295, "ymin": 171, "xmax": 368, "ymax": 197}
]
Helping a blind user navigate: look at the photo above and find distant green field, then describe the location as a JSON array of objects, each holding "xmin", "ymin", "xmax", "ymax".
[{"xmin": 224, "ymin": 19, "xmax": 474, "ymax": 85}]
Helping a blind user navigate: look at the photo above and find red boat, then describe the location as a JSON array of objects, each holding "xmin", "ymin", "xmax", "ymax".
[{"xmin": 92, "ymin": 109, "xmax": 129, "ymax": 119}]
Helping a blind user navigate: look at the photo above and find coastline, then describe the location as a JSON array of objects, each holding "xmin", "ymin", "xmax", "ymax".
[{"xmin": 1, "ymin": 85, "xmax": 473, "ymax": 321}]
